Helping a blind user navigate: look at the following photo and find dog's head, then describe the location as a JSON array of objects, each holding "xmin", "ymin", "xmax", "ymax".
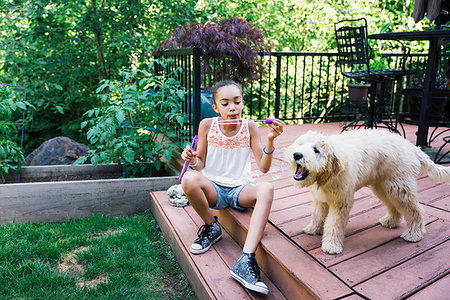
[{"xmin": 285, "ymin": 131, "xmax": 343, "ymax": 187}]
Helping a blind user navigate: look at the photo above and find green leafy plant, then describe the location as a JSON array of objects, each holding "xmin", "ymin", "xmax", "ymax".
[
  {"xmin": 0, "ymin": 86, "xmax": 30, "ymax": 183},
  {"xmin": 74, "ymin": 59, "xmax": 189, "ymax": 176}
]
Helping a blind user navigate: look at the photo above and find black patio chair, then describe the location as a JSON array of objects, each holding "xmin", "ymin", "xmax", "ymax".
[
  {"xmin": 334, "ymin": 18, "xmax": 412, "ymax": 135},
  {"xmin": 427, "ymin": 28, "xmax": 450, "ymax": 164}
]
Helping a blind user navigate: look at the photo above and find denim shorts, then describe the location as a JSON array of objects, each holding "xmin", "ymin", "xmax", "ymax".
[{"xmin": 210, "ymin": 181, "xmax": 249, "ymax": 211}]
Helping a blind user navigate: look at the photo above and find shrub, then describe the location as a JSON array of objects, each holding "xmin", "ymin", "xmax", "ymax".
[
  {"xmin": 74, "ymin": 59, "xmax": 189, "ymax": 176},
  {"xmin": 0, "ymin": 85, "xmax": 29, "ymax": 182},
  {"xmin": 154, "ymin": 17, "xmax": 271, "ymax": 86}
]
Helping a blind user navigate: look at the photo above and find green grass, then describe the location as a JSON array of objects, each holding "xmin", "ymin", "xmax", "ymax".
[{"xmin": 0, "ymin": 211, "xmax": 195, "ymax": 299}]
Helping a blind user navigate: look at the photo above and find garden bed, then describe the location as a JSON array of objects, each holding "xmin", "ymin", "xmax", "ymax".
[{"xmin": 1, "ymin": 164, "xmax": 179, "ymax": 225}]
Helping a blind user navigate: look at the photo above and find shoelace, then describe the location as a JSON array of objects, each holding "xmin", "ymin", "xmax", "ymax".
[
  {"xmin": 196, "ymin": 224, "xmax": 211, "ymax": 240},
  {"xmin": 247, "ymin": 256, "xmax": 261, "ymax": 280}
]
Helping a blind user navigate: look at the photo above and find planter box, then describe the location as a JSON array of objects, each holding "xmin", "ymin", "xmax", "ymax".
[
  {"xmin": 0, "ymin": 176, "xmax": 179, "ymax": 225},
  {"xmin": 1, "ymin": 164, "xmax": 180, "ymax": 225},
  {"xmin": 4, "ymin": 164, "xmax": 123, "ymax": 183}
]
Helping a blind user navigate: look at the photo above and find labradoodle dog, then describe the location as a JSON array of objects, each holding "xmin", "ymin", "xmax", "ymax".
[{"xmin": 285, "ymin": 129, "xmax": 450, "ymax": 254}]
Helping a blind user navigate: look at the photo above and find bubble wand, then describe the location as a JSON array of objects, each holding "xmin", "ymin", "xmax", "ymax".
[
  {"xmin": 178, "ymin": 135, "xmax": 199, "ymax": 182},
  {"xmin": 217, "ymin": 117, "xmax": 275, "ymax": 124}
]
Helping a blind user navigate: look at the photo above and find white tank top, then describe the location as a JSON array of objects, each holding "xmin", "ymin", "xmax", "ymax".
[{"xmin": 202, "ymin": 117, "xmax": 251, "ymax": 187}]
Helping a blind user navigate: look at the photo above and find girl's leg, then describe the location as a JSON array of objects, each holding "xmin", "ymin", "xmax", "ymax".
[
  {"xmin": 237, "ymin": 182, "xmax": 274, "ymax": 253},
  {"xmin": 230, "ymin": 182, "xmax": 273, "ymax": 295},
  {"xmin": 181, "ymin": 170, "xmax": 218, "ymax": 225}
]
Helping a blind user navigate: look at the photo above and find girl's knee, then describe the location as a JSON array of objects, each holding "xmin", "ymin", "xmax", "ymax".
[
  {"xmin": 259, "ymin": 182, "xmax": 274, "ymax": 194},
  {"xmin": 181, "ymin": 171, "xmax": 201, "ymax": 193},
  {"xmin": 257, "ymin": 182, "xmax": 274, "ymax": 204}
]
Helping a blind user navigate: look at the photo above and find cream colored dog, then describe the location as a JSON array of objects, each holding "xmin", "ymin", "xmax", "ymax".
[{"xmin": 285, "ymin": 129, "xmax": 450, "ymax": 254}]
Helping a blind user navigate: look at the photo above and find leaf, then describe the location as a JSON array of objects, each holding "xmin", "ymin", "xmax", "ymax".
[
  {"xmin": 176, "ymin": 90, "xmax": 185, "ymax": 99},
  {"xmin": 91, "ymin": 155, "xmax": 100, "ymax": 167},
  {"xmin": 72, "ymin": 156, "xmax": 87, "ymax": 166},
  {"xmin": 81, "ymin": 121, "xmax": 88, "ymax": 129},
  {"xmin": 380, "ymin": 22, "xmax": 393, "ymax": 34},
  {"xmin": 116, "ymin": 110, "xmax": 126, "ymax": 123},
  {"xmin": 55, "ymin": 105, "xmax": 64, "ymax": 115},
  {"xmin": 162, "ymin": 149, "xmax": 173, "ymax": 162},
  {"xmin": 154, "ymin": 159, "xmax": 161, "ymax": 170},
  {"xmin": 145, "ymin": 150, "xmax": 153, "ymax": 158},
  {"xmin": 123, "ymin": 148, "xmax": 135, "ymax": 163},
  {"xmin": 16, "ymin": 102, "xmax": 26, "ymax": 110}
]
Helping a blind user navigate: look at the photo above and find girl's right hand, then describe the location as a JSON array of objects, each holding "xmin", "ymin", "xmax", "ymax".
[{"xmin": 181, "ymin": 144, "xmax": 197, "ymax": 164}]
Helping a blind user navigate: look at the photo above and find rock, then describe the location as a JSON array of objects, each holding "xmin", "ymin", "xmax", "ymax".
[
  {"xmin": 167, "ymin": 184, "xmax": 189, "ymax": 207},
  {"xmin": 25, "ymin": 137, "xmax": 90, "ymax": 166}
]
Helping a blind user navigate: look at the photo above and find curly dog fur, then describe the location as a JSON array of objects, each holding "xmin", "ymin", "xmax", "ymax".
[{"xmin": 285, "ymin": 129, "xmax": 450, "ymax": 254}]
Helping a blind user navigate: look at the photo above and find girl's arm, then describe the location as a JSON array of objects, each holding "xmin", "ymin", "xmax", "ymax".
[
  {"xmin": 181, "ymin": 118, "xmax": 211, "ymax": 171},
  {"xmin": 250, "ymin": 119, "xmax": 284, "ymax": 173}
]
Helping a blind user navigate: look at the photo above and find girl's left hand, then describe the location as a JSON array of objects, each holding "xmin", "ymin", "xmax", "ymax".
[{"xmin": 267, "ymin": 119, "xmax": 284, "ymax": 139}]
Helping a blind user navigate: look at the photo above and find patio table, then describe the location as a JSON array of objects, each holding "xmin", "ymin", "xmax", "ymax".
[{"xmin": 369, "ymin": 30, "xmax": 450, "ymax": 147}]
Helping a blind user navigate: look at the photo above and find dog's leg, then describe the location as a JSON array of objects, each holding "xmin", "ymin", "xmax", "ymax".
[
  {"xmin": 303, "ymin": 200, "xmax": 328, "ymax": 235},
  {"xmin": 321, "ymin": 199, "xmax": 352, "ymax": 254},
  {"xmin": 398, "ymin": 186, "xmax": 426, "ymax": 242},
  {"xmin": 371, "ymin": 183, "xmax": 402, "ymax": 228},
  {"xmin": 375, "ymin": 180, "xmax": 425, "ymax": 242}
]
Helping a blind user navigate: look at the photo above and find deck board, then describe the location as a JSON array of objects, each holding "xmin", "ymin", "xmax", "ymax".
[{"xmin": 150, "ymin": 122, "xmax": 450, "ymax": 299}]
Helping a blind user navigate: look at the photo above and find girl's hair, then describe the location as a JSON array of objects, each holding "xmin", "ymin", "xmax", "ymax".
[{"xmin": 211, "ymin": 80, "xmax": 242, "ymax": 103}]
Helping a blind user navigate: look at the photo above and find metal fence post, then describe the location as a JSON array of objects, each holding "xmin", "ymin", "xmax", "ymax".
[
  {"xmin": 192, "ymin": 47, "xmax": 202, "ymax": 135},
  {"xmin": 274, "ymin": 54, "xmax": 282, "ymax": 119}
]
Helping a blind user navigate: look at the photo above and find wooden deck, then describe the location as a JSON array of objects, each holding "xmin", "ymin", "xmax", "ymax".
[{"xmin": 150, "ymin": 122, "xmax": 450, "ymax": 300}]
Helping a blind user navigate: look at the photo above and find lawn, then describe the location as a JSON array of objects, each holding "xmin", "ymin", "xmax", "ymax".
[{"xmin": 0, "ymin": 211, "xmax": 195, "ymax": 299}]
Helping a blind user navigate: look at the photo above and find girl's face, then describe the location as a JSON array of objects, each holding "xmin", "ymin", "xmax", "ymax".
[{"xmin": 212, "ymin": 84, "xmax": 244, "ymax": 120}]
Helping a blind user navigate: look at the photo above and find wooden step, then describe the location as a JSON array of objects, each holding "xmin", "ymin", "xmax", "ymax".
[
  {"xmin": 150, "ymin": 190, "xmax": 357, "ymax": 299},
  {"xmin": 149, "ymin": 190, "xmax": 286, "ymax": 299}
]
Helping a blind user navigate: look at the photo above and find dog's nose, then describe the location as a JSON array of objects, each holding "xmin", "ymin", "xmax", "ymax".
[{"xmin": 293, "ymin": 152, "xmax": 303, "ymax": 161}]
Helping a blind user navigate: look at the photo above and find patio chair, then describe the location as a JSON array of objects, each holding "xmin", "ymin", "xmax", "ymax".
[
  {"xmin": 427, "ymin": 31, "xmax": 450, "ymax": 164},
  {"xmin": 334, "ymin": 18, "xmax": 412, "ymax": 135}
]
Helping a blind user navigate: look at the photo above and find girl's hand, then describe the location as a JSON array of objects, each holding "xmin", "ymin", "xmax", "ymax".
[
  {"xmin": 267, "ymin": 119, "xmax": 284, "ymax": 140},
  {"xmin": 181, "ymin": 144, "xmax": 197, "ymax": 164}
]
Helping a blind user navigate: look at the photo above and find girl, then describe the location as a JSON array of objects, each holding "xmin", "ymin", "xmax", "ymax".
[{"xmin": 181, "ymin": 80, "xmax": 283, "ymax": 294}]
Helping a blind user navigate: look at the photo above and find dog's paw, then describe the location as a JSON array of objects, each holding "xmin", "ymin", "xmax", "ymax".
[
  {"xmin": 379, "ymin": 214, "xmax": 401, "ymax": 228},
  {"xmin": 401, "ymin": 227, "xmax": 425, "ymax": 242},
  {"xmin": 321, "ymin": 241, "xmax": 343, "ymax": 254},
  {"xmin": 303, "ymin": 223, "xmax": 323, "ymax": 235}
]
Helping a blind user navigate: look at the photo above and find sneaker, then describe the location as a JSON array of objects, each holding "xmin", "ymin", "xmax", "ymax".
[
  {"xmin": 190, "ymin": 216, "xmax": 222, "ymax": 254},
  {"xmin": 229, "ymin": 252, "xmax": 269, "ymax": 295}
]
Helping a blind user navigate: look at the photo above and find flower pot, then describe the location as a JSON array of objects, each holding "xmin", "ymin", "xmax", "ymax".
[{"xmin": 347, "ymin": 83, "xmax": 371, "ymax": 102}]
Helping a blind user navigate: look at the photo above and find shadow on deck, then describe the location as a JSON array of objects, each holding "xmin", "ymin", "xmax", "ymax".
[{"xmin": 150, "ymin": 122, "xmax": 450, "ymax": 299}]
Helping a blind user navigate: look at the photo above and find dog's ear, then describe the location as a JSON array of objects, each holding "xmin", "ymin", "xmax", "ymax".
[{"xmin": 316, "ymin": 141, "xmax": 343, "ymax": 186}]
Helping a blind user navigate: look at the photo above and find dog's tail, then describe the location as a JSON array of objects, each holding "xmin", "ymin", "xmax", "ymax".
[{"xmin": 416, "ymin": 147, "xmax": 450, "ymax": 183}]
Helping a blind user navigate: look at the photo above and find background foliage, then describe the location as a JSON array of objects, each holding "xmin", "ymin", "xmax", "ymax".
[
  {"xmin": 0, "ymin": 0, "xmax": 431, "ymax": 157},
  {"xmin": 75, "ymin": 60, "xmax": 188, "ymax": 176}
]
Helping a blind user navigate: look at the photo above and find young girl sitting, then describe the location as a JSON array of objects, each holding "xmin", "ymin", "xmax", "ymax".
[{"xmin": 180, "ymin": 80, "xmax": 283, "ymax": 294}]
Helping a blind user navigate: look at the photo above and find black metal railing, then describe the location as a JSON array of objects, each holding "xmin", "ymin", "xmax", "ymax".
[{"xmin": 155, "ymin": 48, "xmax": 427, "ymax": 139}]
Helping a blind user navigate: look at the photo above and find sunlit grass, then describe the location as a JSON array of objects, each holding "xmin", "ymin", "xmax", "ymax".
[{"xmin": 0, "ymin": 212, "xmax": 195, "ymax": 299}]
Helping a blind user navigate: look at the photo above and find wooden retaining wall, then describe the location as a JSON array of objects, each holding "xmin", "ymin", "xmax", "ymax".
[{"xmin": 1, "ymin": 176, "xmax": 179, "ymax": 225}]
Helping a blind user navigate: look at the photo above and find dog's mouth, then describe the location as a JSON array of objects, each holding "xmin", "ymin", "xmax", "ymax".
[{"xmin": 293, "ymin": 164, "xmax": 309, "ymax": 181}]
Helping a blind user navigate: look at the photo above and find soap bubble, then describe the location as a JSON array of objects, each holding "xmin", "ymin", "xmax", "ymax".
[
  {"xmin": 277, "ymin": 147, "xmax": 287, "ymax": 160},
  {"xmin": 270, "ymin": 167, "xmax": 281, "ymax": 180},
  {"xmin": 249, "ymin": 174, "xmax": 259, "ymax": 184},
  {"xmin": 281, "ymin": 161, "xmax": 291, "ymax": 173}
]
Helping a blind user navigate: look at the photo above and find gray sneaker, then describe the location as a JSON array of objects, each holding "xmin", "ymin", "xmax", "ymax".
[
  {"xmin": 230, "ymin": 252, "xmax": 268, "ymax": 294},
  {"xmin": 190, "ymin": 216, "xmax": 222, "ymax": 254}
]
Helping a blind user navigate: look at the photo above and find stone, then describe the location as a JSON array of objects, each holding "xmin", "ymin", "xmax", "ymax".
[
  {"xmin": 25, "ymin": 137, "xmax": 90, "ymax": 166},
  {"xmin": 167, "ymin": 184, "xmax": 189, "ymax": 207}
]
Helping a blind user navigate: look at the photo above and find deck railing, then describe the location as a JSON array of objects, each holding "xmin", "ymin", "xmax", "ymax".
[{"xmin": 155, "ymin": 48, "xmax": 427, "ymax": 138}]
